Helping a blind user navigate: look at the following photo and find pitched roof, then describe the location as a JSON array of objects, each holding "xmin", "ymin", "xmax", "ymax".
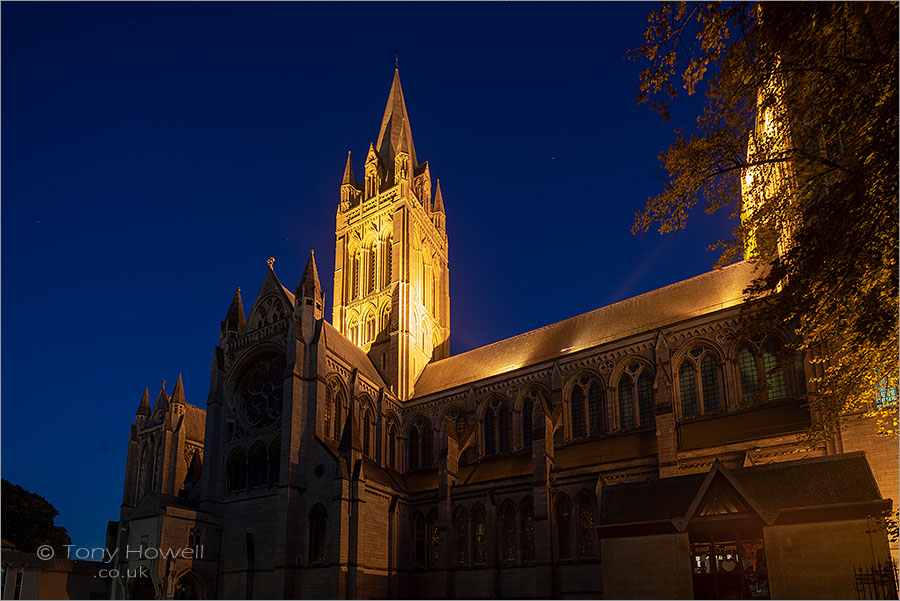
[
  {"xmin": 413, "ymin": 261, "xmax": 758, "ymax": 398},
  {"xmin": 375, "ymin": 68, "xmax": 418, "ymax": 167},
  {"xmin": 599, "ymin": 452, "xmax": 884, "ymax": 526},
  {"xmin": 322, "ymin": 321, "xmax": 387, "ymax": 389},
  {"xmin": 183, "ymin": 403, "xmax": 206, "ymax": 443}
]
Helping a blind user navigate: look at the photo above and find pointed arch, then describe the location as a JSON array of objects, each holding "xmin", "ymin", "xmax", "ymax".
[
  {"xmin": 407, "ymin": 415, "xmax": 432, "ymax": 471},
  {"xmin": 380, "ymin": 230, "xmax": 393, "ymax": 288},
  {"xmin": 554, "ymin": 493, "xmax": 573, "ymax": 559},
  {"xmin": 500, "ymin": 500, "xmax": 518, "ymax": 564},
  {"xmin": 426, "ymin": 508, "xmax": 440, "ymax": 567},
  {"xmin": 566, "ymin": 371, "xmax": 605, "ymax": 439},
  {"xmin": 575, "ymin": 490, "xmax": 597, "ymax": 558},
  {"xmin": 247, "ymin": 441, "xmax": 268, "ymax": 488},
  {"xmin": 226, "ymin": 446, "xmax": 246, "ymax": 495}
]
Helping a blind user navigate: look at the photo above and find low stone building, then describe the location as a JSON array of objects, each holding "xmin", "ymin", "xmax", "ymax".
[{"xmin": 108, "ymin": 70, "xmax": 897, "ymax": 600}]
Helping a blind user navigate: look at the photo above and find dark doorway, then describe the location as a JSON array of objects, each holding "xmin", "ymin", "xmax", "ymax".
[
  {"xmin": 131, "ymin": 576, "xmax": 156, "ymax": 600},
  {"xmin": 690, "ymin": 527, "xmax": 769, "ymax": 599}
]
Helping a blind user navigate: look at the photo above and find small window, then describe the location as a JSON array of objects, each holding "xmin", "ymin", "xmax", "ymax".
[
  {"xmin": 309, "ymin": 505, "xmax": 327, "ymax": 563},
  {"xmin": 679, "ymin": 361, "xmax": 699, "ymax": 417}
]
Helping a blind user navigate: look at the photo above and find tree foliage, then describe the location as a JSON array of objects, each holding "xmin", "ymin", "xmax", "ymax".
[
  {"xmin": 632, "ymin": 2, "xmax": 898, "ymax": 439},
  {"xmin": 1, "ymin": 479, "xmax": 72, "ymax": 553}
]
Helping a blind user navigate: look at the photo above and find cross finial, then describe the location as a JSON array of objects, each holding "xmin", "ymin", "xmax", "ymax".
[
  {"xmin": 267, "ymin": 256, "xmax": 275, "ymax": 270},
  {"xmin": 395, "ymin": 55, "xmax": 399, "ymax": 69}
]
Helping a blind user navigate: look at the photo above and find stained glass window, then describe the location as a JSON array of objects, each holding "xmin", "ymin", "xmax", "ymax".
[
  {"xmin": 556, "ymin": 495, "xmax": 572, "ymax": 559},
  {"xmin": 701, "ymin": 355, "xmax": 722, "ymax": 412},
  {"xmin": 238, "ymin": 354, "xmax": 285, "ymax": 429},
  {"xmin": 739, "ymin": 346, "xmax": 759, "ymax": 404},
  {"xmin": 618, "ymin": 374, "xmax": 635, "ymax": 430},
  {"xmin": 763, "ymin": 338, "xmax": 787, "ymax": 400},
  {"xmin": 521, "ymin": 499, "xmax": 535, "ymax": 561},
  {"xmin": 679, "ymin": 361, "xmax": 699, "ymax": 417},
  {"xmin": 577, "ymin": 496, "xmax": 595, "ymax": 558},
  {"xmin": 472, "ymin": 505, "xmax": 486, "ymax": 564},
  {"xmin": 571, "ymin": 387, "xmax": 586, "ymax": 438},
  {"xmin": 522, "ymin": 400, "xmax": 533, "ymax": 450},
  {"xmin": 484, "ymin": 410, "xmax": 496, "ymax": 455},
  {"xmin": 588, "ymin": 381, "xmax": 604, "ymax": 435},
  {"xmin": 454, "ymin": 507, "xmax": 468, "ymax": 565}
]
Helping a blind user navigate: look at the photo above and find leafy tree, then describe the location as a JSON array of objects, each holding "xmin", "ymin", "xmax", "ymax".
[
  {"xmin": 1, "ymin": 479, "xmax": 72, "ymax": 553},
  {"xmin": 632, "ymin": 2, "xmax": 898, "ymax": 439}
]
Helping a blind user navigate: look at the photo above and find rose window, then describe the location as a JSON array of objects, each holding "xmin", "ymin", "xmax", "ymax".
[{"xmin": 238, "ymin": 355, "xmax": 285, "ymax": 428}]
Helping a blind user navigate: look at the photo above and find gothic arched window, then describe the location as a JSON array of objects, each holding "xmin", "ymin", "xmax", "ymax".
[
  {"xmin": 483, "ymin": 409, "xmax": 496, "ymax": 455},
  {"xmin": 388, "ymin": 422, "xmax": 398, "ymax": 469},
  {"xmin": 247, "ymin": 442, "xmax": 267, "ymax": 488},
  {"xmin": 763, "ymin": 337, "xmax": 788, "ymax": 400},
  {"xmin": 408, "ymin": 427, "xmax": 420, "ymax": 471},
  {"xmin": 137, "ymin": 445, "xmax": 149, "ymax": 501},
  {"xmin": 472, "ymin": 504, "xmax": 487, "ymax": 564},
  {"xmin": 380, "ymin": 303, "xmax": 391, "ymax": 334},
  {"xmin": 678, "ymin": 345, "xmax": 724, "ymax": 417},
  {"xmin": 368, "ymin": 242, "xmax": 378, "ymax": 294},
  {"xmin": 309, "ymin": 504, "xmax": 327, "ymax": 563},
  {"xmin": 427, "ymin": 509, "xmax": 440, "ymax": 567},
  {"xmin": 522, "ymin": 399, "xmax": 533, "ymax": 450},
  {"xmin": 617, "ymin": 363, "xmax": 656, "ymax": 430},
  {"xmin": 555, "ymin": 494, "xmax": 572, "ymax": 559},
  {"xmin": 381, "ymin": 234, "xmax": 393, "ymax": 288},
  {"xmin": 332, "ymin": 385, "xmax": 346, "ymax": 441},
  {"xmin": 498, "ymin": 406, "xmax": 510, "ymax": 453},
  {"xmin": 520, "ymin": 497, "xmax": 535, "ymax": 562},
  {"xmin": 501, "ymin": 502, "xmax": 517, "ymax": 564},
  {"xmin": 453, "ymin": 506, "xmax": 468, "ymax": 566},
  {"xmin": 226, "ymin": 447, "xmax": 246, "ymax": 495},
  {"xmin": 482, "ymin": 398, "xmax": 511, "ymax": 456},
  {"xmin": 364, "ymin": 310, "xmax": 376, "ymax": 344},
  {"xmin": 679, "ymin": 360, "xmax": 699, "ymax": 417},
  {"xmin": 576, "ymin": 494, "xmax": 596, "ymax": 558},
  {"xmin": 268, "ymin": 440, "xmax": 280, "ymax": 486},
  {"xmin": 738, "ymin": 344, "xmax": 759, "ymax": 403},
  {"xmin": 570, "ymin": 374, "xmax": 605, "ymax": 439},
  {"xmin": 347, "ymin": 314, "xmax": 359, "ymax": 345},
  {"xmin": 413, "ymin": 512, "xmax": 426, "ymax": 568},
  {"xmin": 237, "ymin": 353, "xmax": 285, "ymax": 430},
  {"xmin": 407, "ymin": 417, "xmax": 432, "ymax": 471}
]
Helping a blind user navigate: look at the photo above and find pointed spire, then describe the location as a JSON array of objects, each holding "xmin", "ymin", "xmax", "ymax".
[
  {"xmin": 376, "ymin": 68, "xmax": 417, "ymax": 167},
  {"xmin": 342, "ymin": 151, "xmax": 354, "ymax": 185},
  {"xmin": 433, "ymin": 179, "xmax": 445, "ymax": 213},
  {"xmin": 221, "ymin": 287, "xmax": 246, "ymax": 334},
  {"xmin": 298, "ymin": 250, "xmax": 322, "ymax": 300},
  {"xmin": 153, "ymin": 379, "xmax": 169, "ymax": 413},
  {"xmin": 136, "ymin": 387, "xmax": 151, "ymax": 416},
  {"xmin": 171, "ymin": 373, "xmax": 186, "ymax": 405}
]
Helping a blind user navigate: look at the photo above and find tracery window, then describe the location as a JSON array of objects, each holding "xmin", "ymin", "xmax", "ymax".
[
  {"xmin": 454, "ymin": 506, "xmax": 468, "ymax": 566},
  {"xmin": 362, "ymin": 408, "xmax": 373, "ymax": 457},
  {"xmin": 407, "ymin": 417, "xmax": 432, "ymax": 470},
  {"xmin": 309, "ymin": 504, "xmax": 327, "ymax": 563},
  {"xmin": 187, "ymin": 528, "xmax": 201, "ymax": 549},
  {"xmin": 501, "ymin": 502, "xmax": 518, "ymax": 563},
  {"xmin": 427, "ymin": 509, "xmax": 440, "ymax": 567},
  {"xmin": 348, "ymin": 314, "xmax": 359, "ymax": 345},
  {"xmin": 570, "ymin": 374, "xmax": 606, "ymax": 439},
  {"xmin": 481, "ymin": 397, "xmax": 511, "ymax": 456},
  {"xmin": 137, "ymin": 445, "xmax": 149, "ymax": 501},
  {"xmin": 325, "ymin": 379, "xmax": 347, "ymax": 442},
  {"xmin": 237, "ymin": 353, "xmax": 285, "ymax": 429},
  {"xmin": 616, "ymin": 362, "xmax": 656, "ymax": 430},
  {"xmin": 739, "ymin": 336, "xmax": 790, "ymax": 404},
  {"xmin": 226, "ymin": 447, "xmax": 246, "ymax": 494},
  {"xmin": 577, "ymin": 494, "xmax": 596, "ymax": 558},
  {"xmin": 521, "ymin": 498, "xmax": 535, "ymax": 561},
  {"xmin": 363, "ymin": 311, "xmax": 376, "ymax": 344},
  {"xmin": 472, "ymin": 504, "xmax": 487, "ymax": 564},
  {"xmin": 380, "ymin": 303, "xmax": 391, "ymax": 334},
  {"xmin": 678, "ymin": 346, "xmax": 723, "ymax": 418},
  {"xmin": 352, "ymin": 250, "xmax": 361, "ymax": 300},
  {"xmin": 247, "ymin": 442, "xmax": 267, "ymax": 488}
]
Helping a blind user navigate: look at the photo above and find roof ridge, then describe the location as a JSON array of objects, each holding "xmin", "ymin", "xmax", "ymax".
[{"xmin": 427, "ymin": 261, "xmax": 755, "ymax": 368}]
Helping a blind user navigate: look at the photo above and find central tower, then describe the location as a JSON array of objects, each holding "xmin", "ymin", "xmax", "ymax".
[{"xmin": 332, "ymin": 69, "xmax": 450, "ymax": 400}]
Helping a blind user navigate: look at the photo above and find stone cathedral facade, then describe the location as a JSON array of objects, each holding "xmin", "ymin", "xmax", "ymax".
[{"xmin": 109, "ymin": 71, "xmax": 897, "ymax": 600}]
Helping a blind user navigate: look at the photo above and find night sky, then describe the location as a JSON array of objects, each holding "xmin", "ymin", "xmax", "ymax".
[{"xmin": 2, "ymin": 2, "xmax": 733, "ymax": 550}]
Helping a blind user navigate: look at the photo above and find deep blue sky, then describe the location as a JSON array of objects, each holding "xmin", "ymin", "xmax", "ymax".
[{"xmin": 2, "ymin": 2, "xmax": 733, "ymax": 550}]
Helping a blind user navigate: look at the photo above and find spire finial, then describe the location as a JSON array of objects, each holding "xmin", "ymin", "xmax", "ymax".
[
  {"xmin": 267, "ymin": 256, "xmax": 275, "ymax": 270},
  {"xmin": 395, "ymin": 55, "xmax": 399, "ymax": 69}
]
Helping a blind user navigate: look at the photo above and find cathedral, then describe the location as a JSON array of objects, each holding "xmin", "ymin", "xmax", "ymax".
[{"xmin": 108, "ymin": 70, "xmax": 897, "ymax": 600}]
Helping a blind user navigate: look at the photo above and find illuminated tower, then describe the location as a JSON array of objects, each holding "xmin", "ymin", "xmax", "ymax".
[{"xmin": 333, "ymin": 69, "xmax": 450, "ymax": 400}]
